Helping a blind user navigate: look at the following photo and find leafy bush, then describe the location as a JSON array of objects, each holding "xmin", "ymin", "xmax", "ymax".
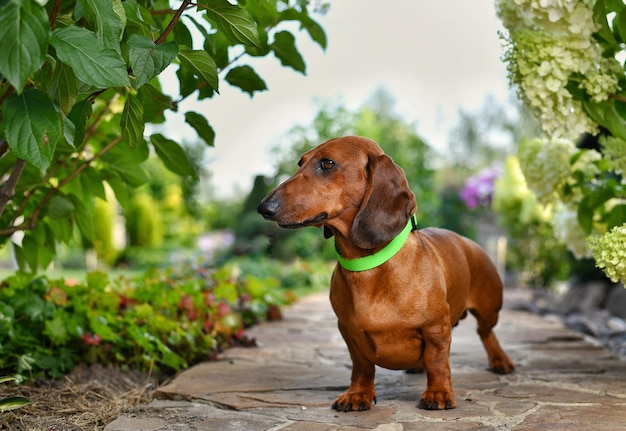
[{"xmin": 0, "ymin": 260, "xmax": 293, "ymax": 380}]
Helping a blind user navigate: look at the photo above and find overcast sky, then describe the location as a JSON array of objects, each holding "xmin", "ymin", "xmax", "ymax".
[{"xmin": 165, "ymin": 1, "xmax": 511, "ymax": 198}]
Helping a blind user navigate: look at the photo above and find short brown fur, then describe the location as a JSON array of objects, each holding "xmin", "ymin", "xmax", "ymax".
[{"xmin": 257, "ymin": 136, "xmax": 514, "ymax": 411}]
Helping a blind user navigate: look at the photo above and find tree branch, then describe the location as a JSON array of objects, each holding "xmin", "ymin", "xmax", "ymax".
[
  {"xmin": 0, "ymin": 158, "xmax": 26, "ymax": 219},
  {"xmin": 49, "ymin": 0, "xmax": 62, "ymax": 27},
  {"xmin": 0, "ymin": 136, "xmax": 124, "ymax": 237},
  {"xmin": 155, "ymin": 0, "xmax": 193, "ymax": 45}
]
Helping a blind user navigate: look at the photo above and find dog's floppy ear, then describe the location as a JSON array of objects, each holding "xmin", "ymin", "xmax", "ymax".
[{"xmin": 350, "ymin": 154, "xmax": 417, "ymax": 249}]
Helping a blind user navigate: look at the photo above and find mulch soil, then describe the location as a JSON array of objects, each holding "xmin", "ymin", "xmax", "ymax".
[{"xmin": 1, "ymin": 364, "xmax": 164, "ymax": 431}]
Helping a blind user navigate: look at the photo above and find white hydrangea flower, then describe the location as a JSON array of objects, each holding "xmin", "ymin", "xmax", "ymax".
[
  {"xmin": 496, "ymin": 0, "xmax": 617, "ymax": 139},
  {"xmin": 518, "ymin": 137, "xmax": 576, "ymax": 203},
  {"xmin": 551, "ymin": 203, "xmax": 592, "ymax": 259}
]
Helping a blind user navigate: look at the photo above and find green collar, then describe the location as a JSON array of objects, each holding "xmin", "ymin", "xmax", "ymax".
[{"xmin": 336, "ymin": 216, "xmax": 417, "ymax": 272}]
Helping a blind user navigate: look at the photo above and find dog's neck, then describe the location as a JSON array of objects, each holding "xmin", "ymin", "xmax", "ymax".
[{"xmin": 330, "ymin": 216, "xmax": 418, "ymax": 272}]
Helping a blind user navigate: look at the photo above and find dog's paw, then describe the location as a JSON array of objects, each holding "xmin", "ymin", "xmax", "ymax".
[
  {"xmin": 418, "ymin": 389, "xmax": 456, "ymax": 410},
  {"xmin": 332, "ymin": 390, "xmax": 377, "ymax": 412},
  {"xmin": 489, "ymin": 355, "xmax": 515, "ymax": 375}
]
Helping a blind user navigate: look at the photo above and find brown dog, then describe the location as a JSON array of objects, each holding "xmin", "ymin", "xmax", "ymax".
[{"xmin": 257, "ymin": 136, "xmax": 514, "ymax": 411}]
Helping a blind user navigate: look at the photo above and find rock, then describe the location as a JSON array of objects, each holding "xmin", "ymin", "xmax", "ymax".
[{"xmin": 606, "ymin": 284, "xmax": 626, "ymax": 320}]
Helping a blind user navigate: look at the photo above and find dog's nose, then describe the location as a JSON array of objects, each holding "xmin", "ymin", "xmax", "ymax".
[{"xmin": 257, "ymin": 199, "xmax": 280, "ymax": 219}]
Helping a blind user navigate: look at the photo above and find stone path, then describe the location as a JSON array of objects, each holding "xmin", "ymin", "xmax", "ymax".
[{"xmin": 106, "ymin": 290, "xmax": 626, "ymax": 430}]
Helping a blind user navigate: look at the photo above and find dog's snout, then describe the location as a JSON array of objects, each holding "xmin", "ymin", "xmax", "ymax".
[{"xmin": 257, "ymin": 199, "xmax": 281, "ymax": 220}]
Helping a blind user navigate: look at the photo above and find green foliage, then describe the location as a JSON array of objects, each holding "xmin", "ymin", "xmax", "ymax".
[
  {"xmin": 125, "ymin": 193, "xmax": 163, "ymax": 248},
  {"xmin": 0, "ymin": 0, "xmax": 327, "ymax": 272},
  {"xmin": 0, "ymin": 259, "xmax": 294, "ymax": 380},
  {"xmin": 92, "ymin": 195, "xmax": 117, "ymax": 265},
  {"xmin": 493, "ymin": 156, "xmax": 570, "ymax": 286}
]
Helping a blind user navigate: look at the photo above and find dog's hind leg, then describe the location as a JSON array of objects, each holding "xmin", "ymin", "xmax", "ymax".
[{"xmin": 470, "ymin": 307, "xmax": 515, "ymax": 375}]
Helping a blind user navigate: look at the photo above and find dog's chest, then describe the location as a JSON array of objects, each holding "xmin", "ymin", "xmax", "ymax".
[{"xmin": 334, "ymin": 289, "xmax": 426, "ymax": 370}]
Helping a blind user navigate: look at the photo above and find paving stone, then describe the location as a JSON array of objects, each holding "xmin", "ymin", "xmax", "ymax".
[
  {"xmin": 283, "ymin": 405, "xmax": 395, "ymax": 429},
  {"xmin": 155, "ymin": 360, "xmax": 349, "ymax": 400},
  {"xmin": 105, "ymin": 417, "xmax": 168, "ymax": 431},
  {"xmin": 515, "ymin": 404, "xmax": 626, "ymax": 431}
]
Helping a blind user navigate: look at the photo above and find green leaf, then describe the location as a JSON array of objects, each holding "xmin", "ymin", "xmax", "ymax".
[
  {"xmin": 47, "ymin": 196, "xmax": 75, "ymax": 219},
  {"xmin": 67, "ymin": 99, "xmax": 93, "ymax": 148},
  {"xmin": 279, "ymin": 9, "xmax": 327, "ymax": 50},
  {"xmin": 58, "ymin": 109, "xmax": 77, "ymax": 150},
  {"xmin": 44, "ymin": 315, "xmax": 69, "ymax": 345},
  {"xmin": 139, "ymin": 84, "xmax": 173, "ymax": 124},
  {"xmin": 172, "ymin": 19, "xmax": 194, "ymax": 48},
  {"xmin": 185, "ymin": 111, "xmax": 215, "ymax": 146},
  {"xmin": 594, "ymin": 0, "xmax": 619, "ymax": 50},
  {"xmin": 105, "ymin": 174, "xmax": 129, "ymax": 209},
  {"xmin": 204, "ymin": 0, "xmax": 261, "ymax": 47},
  {"xmin": 69, "ymin": 195, "xmax": 95, "ymax": 241},
  {"xmin": 21, "ymin": 235, "xmax": 39, "ymax": 271},
  {"xmin": 46, "ymin": 217, "xmax": 73, "ymax": 245},
  {"xmin": 225, "ymin": 65, "xmax": 267, "ymax": 96},
  {"xmin": 110, "ymin": 166, "xmax": 148, "ymax": 188},
  {"xmin": 50, "ymin": 62, "xmax": 79, "ymax": 115},
  {"xmin": 51, "ymin": 25, "xmax": 130, "ymax": 88},
  {"xmin": 128, "ymin": 34, "xmax": 178, "ymax": 89},
  {"xmin": 582, "ymin": 99, "xmax": 607, "ymax": 125},
  {"xmin": 2, "ymin": 89, "xmax": 62, "ymax": 171},
  {"xmin": 578, "ymin": 186, "xmax": 615, "ymax": 234},
  {"xmin": 0, "ymin": 396, "xmax": 31, "ymax": 413},
  {"xmin": 82, "ymin": 0, "xmax": 125, "ymax": 52},
  {"xmin": 604, "ymin": 100, "xmax": 626, "ymax": 140},
  {"xmin": 150, "ymin": 134, "xmax": 194, "ymax": 177},
  {"xmin": 123, "ymin": 0, "xmax": 154, "ymax": 33},
  {"xmin": 121, "ymin": 91, "xmax": 145, "ymax": 147},
  {"xmin": 81, "ymin": 166, "xmax": 107, "ymax": 200},
  {"xmin": 176, "ymin": 64, "xmax": 198, "ymax": 99},
  {"xmin": 302, "ymin": 16, "xmax": 327, "ymax": 50},
  {"xmin": 177, "ymin": 48, "xmax": 219, "ymax": 93},
  {"xmin": 605, "ymin": 203, "xmax": 626, "ymax": 228},
  {"xmin": 0, "ymin": 0, "xmax": 51, "ymax": 93},
  {"xmin": 271, "ymin": 31, "xmax": 305, "ymax": 74},
  {"xmin": 614, "ymin": 7, "xmax": 626, "ymax": 44}
]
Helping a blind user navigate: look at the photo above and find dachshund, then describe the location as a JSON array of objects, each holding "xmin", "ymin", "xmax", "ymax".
[{"xmin": 257, "ymin": 135, "xmax": 514, "ymax": 412}]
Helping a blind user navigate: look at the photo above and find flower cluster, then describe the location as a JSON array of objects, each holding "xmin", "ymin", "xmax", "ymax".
[
  {"xmin": 459, "ymin": 165, "xmax": 502, "ymax": 209},
  {"xmin": 518, "ymin": 137, "xmax": 576, "ymax": 204},
  {"xmin": 517, "ymin": 137, "xmax": 606, "ymax": 258},
  {"xmin": 588, "ymin": 224, "xmax": 626, "ymax": 283},
  {"xmin": 496, "ymin": 0, "xmax": 618, "ymax": 138},
  {"xmin": 601, "ymin": 136, "xmax": 626, "ymax": 175},
  {"xmin": 551, "ymin": 203, "xmax": 591, "ymax": 259}
]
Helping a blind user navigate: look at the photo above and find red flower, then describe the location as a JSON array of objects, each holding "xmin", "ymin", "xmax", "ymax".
[{"xmin": 82, "ymin": 333, "xmax": 102, "ymax": 346}]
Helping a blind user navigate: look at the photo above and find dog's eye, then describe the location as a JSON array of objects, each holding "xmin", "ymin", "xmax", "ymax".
[{"xmin": 320, "ymin": 159, "xmax": 336, "ymax": 171}]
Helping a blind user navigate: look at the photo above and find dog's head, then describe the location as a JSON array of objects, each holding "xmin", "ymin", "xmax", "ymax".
[{"xmin": 257, "ymin": 135, "xmax": 416, "ymax": 249}]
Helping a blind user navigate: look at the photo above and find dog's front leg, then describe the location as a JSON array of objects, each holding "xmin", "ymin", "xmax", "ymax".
[
  {"xmin": 419, "ymin": 321, "xmax": 456, "ymax": 410},
  {"xmin": 333, "ymin": 324, "xmax": 377, "ymax": 412}
]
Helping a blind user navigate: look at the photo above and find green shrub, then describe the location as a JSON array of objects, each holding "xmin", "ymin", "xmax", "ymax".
[
  {"xmin": 125, "ymin": 193, "xmax": 163, "ymax": 248},
  {"xmin": 0, "ymin": 261, "xmax": 291, "ymax": 380},
  {"xmin": 92, "ymin": 196, "xmax": 117, "ymax": 265}
]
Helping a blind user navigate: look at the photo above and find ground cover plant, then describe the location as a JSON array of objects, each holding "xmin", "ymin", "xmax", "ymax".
[{"xmin": 0, "ymin": 259, "xmax": 294, "ymax": 381}]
